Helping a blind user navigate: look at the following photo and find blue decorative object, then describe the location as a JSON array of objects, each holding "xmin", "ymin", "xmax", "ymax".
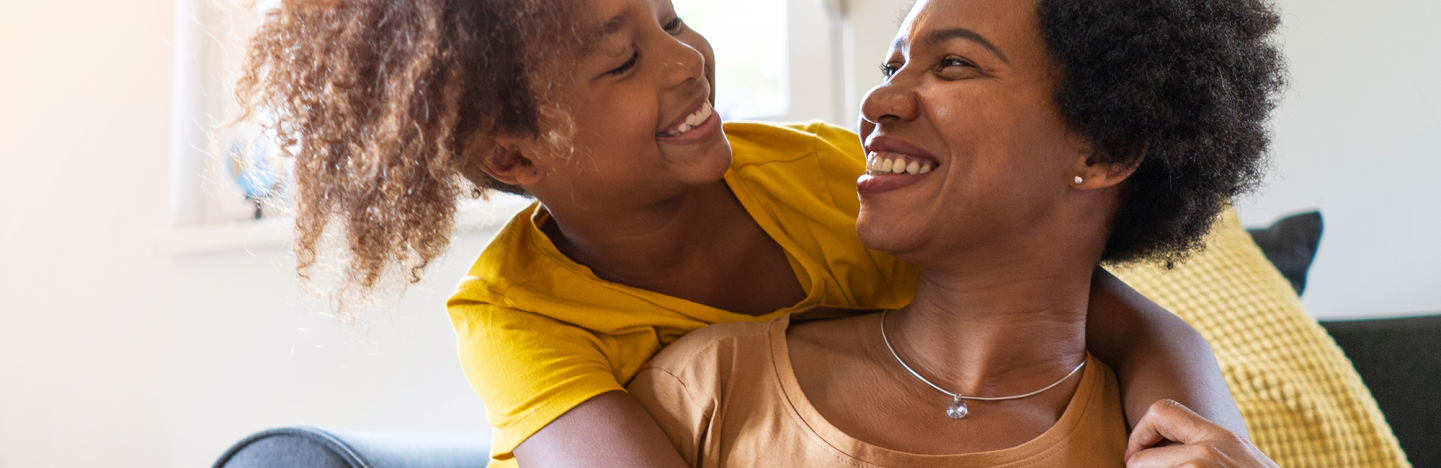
[{"xmin": 225, "ymin": 136, "xmax": 282, "ymax": 219}]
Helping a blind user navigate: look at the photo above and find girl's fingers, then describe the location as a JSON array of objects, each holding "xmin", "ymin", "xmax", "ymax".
[
  {"xmin": 1123, "ymin": 400, "xmax": 1278, "ymax": 468},
  {"xmin": 1125, "ymin": 444, "xmax": 1226, "ymax": 468},
  {"xmin": 1126, "ymin": 399, "xmax": 1222, "ymax": 459}
]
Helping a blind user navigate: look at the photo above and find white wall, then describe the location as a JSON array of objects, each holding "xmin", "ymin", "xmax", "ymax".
[
  {"xmin": 839, "ymin": 0, "xmax": 1441, "ymax": 319},
  {"xmin": 0, "ymin": 2, "xmax": 493, "ymax": 467},
  {"xmin": 1234, "ymin": 0, "xmax": 1441, "ymax": 319}
]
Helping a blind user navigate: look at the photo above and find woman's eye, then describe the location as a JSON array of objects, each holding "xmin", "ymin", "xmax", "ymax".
[
  {"xmin": 880, "ymin": 62, "xmax": 901, "ymax": 78},
  {"xmin": 663, "ymin": 17, "xmax": 684, "ymax": 33},
  {"xmin": 935, "ymin": 56, "xmax": 980, "ymax": 79},
  {"xmin": 607, "ymin": 49, "xmax": 639, "ymax": 76},
  {"xmin": 941, "ymin": 57, "xmax": 971, "ymax": 68}
]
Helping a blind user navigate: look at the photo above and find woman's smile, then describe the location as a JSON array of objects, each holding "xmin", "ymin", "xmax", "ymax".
[{"xmin": 857, "ymin": 134, "xmax": 943, "ymax": 195}]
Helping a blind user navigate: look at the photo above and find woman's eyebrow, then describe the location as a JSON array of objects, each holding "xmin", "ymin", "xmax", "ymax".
[{"xmin": 893, "ymin": 27, "xmax": 1010, "ymax": 64}]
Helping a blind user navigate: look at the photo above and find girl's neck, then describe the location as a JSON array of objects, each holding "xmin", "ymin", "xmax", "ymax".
[
  {"xmin": 887, "ymin": 259, "xmax": 1094, "ymax": 398},
  {"xmin": 543, "ymin": 179, "xmax": 739, "ymax": 278},
  {"xmin": 540, "ymin": 179, "xmax": 805, "ymax": 315}
]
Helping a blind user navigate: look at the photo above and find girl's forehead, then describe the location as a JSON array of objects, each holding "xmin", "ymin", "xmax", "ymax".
[{"xmin": 577, "ymin": 0, "xmax": 674, "ymax": 58}]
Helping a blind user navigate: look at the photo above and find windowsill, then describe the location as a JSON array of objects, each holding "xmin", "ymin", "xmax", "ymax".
[{"xmin": 153, "ymin": 196, "xmax": 534, "ymax": 255}]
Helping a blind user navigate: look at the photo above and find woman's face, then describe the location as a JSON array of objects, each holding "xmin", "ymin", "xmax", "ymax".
[
  {"xmin": 530, "ymin": 0, "xmax": 728, "ymax": 209},
  {"xmin": 855, "ymin": 0, "xmax": 1091, "ymax": 264}
]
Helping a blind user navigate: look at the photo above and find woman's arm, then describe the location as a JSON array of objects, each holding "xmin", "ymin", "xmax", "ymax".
[
  {"xmin": 514, "ymin": 391, "xmax": 691, "ymax": 468},
  {"xmin": 1085, "ymin": 268, "xmax": 1248, "ymax": 437}
]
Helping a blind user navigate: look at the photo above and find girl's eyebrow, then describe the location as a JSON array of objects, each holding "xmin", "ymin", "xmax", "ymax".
[
  {"xmin": 581, "ymin": 8, "xmax": 635, "ymax": 55},
  {"xmin": 893, "ymin": 27, "xmax": 1010, "ymax": 64},
  {"xmin": 594, "ymin": 8, "xmax": 634, "ymax": 39}
]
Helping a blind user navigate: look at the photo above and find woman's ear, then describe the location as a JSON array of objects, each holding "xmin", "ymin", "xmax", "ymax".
[
  {"xmin": 1070, "ymin": 152, "xmax": 1143, "ymax": 190},
  {"xmin": 478, "ymin": 135, "xmax": 548, "ymax": 187}
]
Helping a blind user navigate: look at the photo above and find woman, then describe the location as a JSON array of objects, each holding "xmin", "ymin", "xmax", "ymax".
[
  {"xmin": 238, "ymin": 0, "xmax": 1248, "ymax": 465},
  {"xmin": 628, "ymin": 0, "xmax": 1285, "ymax": 465}
]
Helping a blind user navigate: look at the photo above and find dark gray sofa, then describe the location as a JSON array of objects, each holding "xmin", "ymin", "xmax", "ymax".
[{"xmin": 212, "ymin": 426, "xmax": 490, "ymax": 468}]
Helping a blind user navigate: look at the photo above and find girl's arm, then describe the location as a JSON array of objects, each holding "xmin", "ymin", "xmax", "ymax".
[
  {"xmin": 450, "ymin": 304, "xmax": 691, "ymax": 468},
  {"xmin": 514, "ymin": 391, "xmax": 690, "ymax": 468},
  {"xmin": 1085, "ymin": 268, "xmax": 1249, "ymax": 437}
]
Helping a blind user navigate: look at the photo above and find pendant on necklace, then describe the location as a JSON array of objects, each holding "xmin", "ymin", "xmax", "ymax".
[{"xmin": 946, "ymin": 394, "xmax": 969, "ymax": 419}]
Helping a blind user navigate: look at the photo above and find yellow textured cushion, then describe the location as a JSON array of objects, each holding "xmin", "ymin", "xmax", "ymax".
[{"xmin": 1109, "ymin": 209, "xmax": 1410, "ymax": 468}]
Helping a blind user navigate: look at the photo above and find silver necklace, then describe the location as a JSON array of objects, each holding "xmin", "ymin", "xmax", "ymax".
[{"xmin": 879, "ymin": 310, "xmax": 1087, "ymax": 419}]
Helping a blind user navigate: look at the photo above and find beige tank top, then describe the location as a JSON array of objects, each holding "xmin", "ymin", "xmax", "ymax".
[{"xmin": 629, "ymin": 312, "xmax": 1129, "ymax": 468}]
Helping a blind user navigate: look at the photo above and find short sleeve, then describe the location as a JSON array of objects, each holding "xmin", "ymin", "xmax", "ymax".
[
  {"xmin": 449, "ymin": 302, "xmax": 627, "ymax": 460},
  {"xmin": 806, "ymin": 122, "xmax": 867, "ymax": 217},
  {"xmin": 628, "ymin": 367, "xmax": 715, "ymax": 467}
]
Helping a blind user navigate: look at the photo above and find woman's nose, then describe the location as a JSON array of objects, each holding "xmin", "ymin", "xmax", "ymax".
[{"xmin": 860, "ymin": 77, "xmax": 919, "ymax": 125}]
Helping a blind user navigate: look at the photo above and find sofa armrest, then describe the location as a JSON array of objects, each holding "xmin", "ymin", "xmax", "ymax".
[
  {"xmin": 1322, "ymin": 314, "xmax": 1441, "ymax": 468},
  {"xmin": 213, "ymin": 426, "xmax": 490, "ymax": 468}
]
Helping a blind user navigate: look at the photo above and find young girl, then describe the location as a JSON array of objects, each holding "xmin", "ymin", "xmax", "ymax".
[{"xmin": 239, "ymin": 0, "xmax": 1241, "ymax": 466}]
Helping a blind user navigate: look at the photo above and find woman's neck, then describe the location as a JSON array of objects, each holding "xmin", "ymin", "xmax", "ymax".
[{"xmin": 888, "ymin": 259, "xmax": 1094, "ymax": 398}]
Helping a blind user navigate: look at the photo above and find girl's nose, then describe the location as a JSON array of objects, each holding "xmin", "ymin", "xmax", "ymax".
[{"xmin": 659, "ymin": 38, "xmax": 705, "ymax": 90}]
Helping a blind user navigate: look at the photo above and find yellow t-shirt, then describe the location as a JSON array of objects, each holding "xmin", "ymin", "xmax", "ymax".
[{"xmin": 447, "ymin": 121, "xmax": 923, "ymax": 465}]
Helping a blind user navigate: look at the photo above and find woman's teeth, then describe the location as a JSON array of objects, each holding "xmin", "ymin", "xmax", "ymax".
[
  {"xmin": 660, "ymin": 101, "xmax": 714, "ymax": 137},
  {"xmin": 866, "ymin": 151, "xmax": 934, "ymax": 175}
]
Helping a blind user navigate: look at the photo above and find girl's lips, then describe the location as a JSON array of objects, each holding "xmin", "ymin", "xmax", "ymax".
[
  {"xmin": 656, "ymin": 104, "xmax": 721, "ymax": 144},
  {"xmin": 857, "ymin": 171, "xmax": 931, "ymax": 195}
]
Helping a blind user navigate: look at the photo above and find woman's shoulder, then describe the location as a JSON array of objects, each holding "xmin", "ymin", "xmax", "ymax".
[{"xmin": 640, "ymin": 320, "xmax": 775, "ymax": 377}]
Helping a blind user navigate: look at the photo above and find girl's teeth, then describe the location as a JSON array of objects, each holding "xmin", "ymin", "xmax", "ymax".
[{"xmin": 664, "ymin": 102, "xmax": 713, "ymax": 137}]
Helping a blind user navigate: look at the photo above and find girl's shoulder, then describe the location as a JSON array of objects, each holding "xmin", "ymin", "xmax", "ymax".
[{"xmin": 723, "ymin": 120, "xmax": 864, "ymax": 168}]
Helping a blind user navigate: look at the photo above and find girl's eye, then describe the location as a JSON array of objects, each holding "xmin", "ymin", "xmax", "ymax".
[
  {"xmin": 608, "ymin": 49, "xmax": 640, "ymax": 76},
  {"xmin": 880, "ymin": 62, "xmax": 901, "ymax": 78},
  {"xmin": 663, "ymin": 17, "xmax": 684, "ymax": 33}
]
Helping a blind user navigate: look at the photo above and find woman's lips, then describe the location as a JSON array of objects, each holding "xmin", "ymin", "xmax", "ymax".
[
  {"xmin": 857, "ymin": 136, "xmax": 941, "ymax": 194},
  {"xmin": 857, "ymin": 171, "xmax": 930, "ymax": 195}
]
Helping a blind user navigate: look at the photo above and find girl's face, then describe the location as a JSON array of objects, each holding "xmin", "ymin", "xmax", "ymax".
[
  {"xmin": 531, "ymin": 0, "xmax": 728, "ymax": 209},
  {"xmin": 854, "ymin": 0, "xmax": 1091, "ymax": 265}
]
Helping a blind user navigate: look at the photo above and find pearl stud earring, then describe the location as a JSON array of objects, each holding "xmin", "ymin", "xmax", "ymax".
[{"xmin": 1074, "ymin": 176, "xmax": 1084, "ymax": 184}]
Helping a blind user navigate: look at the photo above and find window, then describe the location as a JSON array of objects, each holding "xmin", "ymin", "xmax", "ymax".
[
  {"xmin": 168, "ymin": 0, "xmax": 845, "ymax": 231},
  {"xmin": 675, "ymin": 0, "xmax": 789, "ymax": 119}
]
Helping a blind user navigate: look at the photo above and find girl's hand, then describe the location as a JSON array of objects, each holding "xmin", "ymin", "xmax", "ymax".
[{"xmin": 1125, "ymin": 399, "xmax": 1278, "ymax": 468}]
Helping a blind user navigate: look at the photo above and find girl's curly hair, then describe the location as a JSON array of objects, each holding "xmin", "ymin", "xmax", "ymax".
[
  {"xmin": 1038, "ymin": 0, "xmax": 1287, "ymax": 265},
  {"xmin": 236, "ymin": 0, "xmax": 580, "ymax": 312}
]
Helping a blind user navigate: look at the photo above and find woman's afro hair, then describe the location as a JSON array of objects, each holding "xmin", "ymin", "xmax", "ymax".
[{"xmin": 1038, "ymin": 0, "xmax": 1287, "ymax": 265}]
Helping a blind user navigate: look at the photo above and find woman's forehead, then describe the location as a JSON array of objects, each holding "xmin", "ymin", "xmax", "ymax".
[{"xmin": 895, "ymin": 0, "xmax": 1038, "ymax": 54}]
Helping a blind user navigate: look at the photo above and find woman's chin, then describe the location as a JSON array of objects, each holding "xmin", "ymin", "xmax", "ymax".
[{"xmin": 855, "ymin": 211, "xmax": 925, "ymax": 257}]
